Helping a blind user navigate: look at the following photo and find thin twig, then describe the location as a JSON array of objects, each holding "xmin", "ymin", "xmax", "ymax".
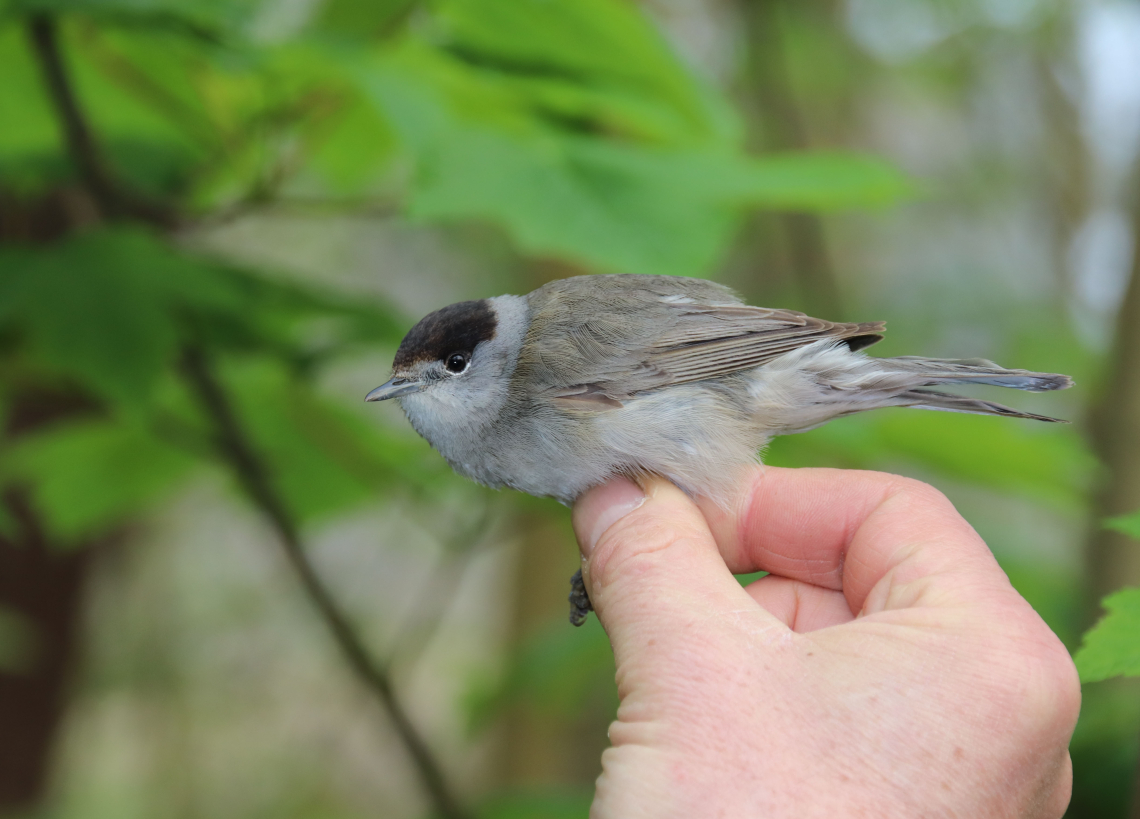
[
  {"xmin": 76, "ymin": 21, "xmax": 222, "ymax": 150},
  {"xmin": 742, "ymin": 0, "xmax": 842, "ymax": 318},
  {"xmin": 385, "ymin": 503, "xmax": 497, "ymax": 671},
  {"xmin": 179, "ymin": 346, "xmax": 472, "ymax": 819},
  {"xmin": 27, "ymin": 14, "xmax": 116, "ymax": 214},
  {"xmin": 26, "ymin": 13, "xmax": 177, "ymax": 227}
]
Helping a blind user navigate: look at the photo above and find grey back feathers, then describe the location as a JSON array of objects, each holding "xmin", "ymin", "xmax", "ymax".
[
  {"xmin": 516, "ymin": 275, "xmax": 885, "ymax": 403},
  {"xmin": 376, "ymin": 274, "xmax": 1072, "ymax": 506}
]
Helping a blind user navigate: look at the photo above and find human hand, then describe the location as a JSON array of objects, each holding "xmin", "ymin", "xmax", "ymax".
[{"xmin": 571, "ymin": 468, "xmax": 1080, "ymax": 818}]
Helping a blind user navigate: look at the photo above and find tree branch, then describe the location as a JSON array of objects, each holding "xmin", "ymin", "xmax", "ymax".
[
  {"xmin": 385, "ymin": 505, "xmax": 496, "ymax": 671},
  {"xmin": 26, "ymin": 14, "xmax": 115, "ymax": 215},
  {"xmin": 26, "ymin": 13, "xmax": 177, "ymax": 227},
  {"xmin": 741, "ymin": 0, "xmax": 843, "ymax": 318},
  {"xmin": 1080, "ymin": 173, "xmax": 1140, "ymax": 819},
  {"xmin": 178, "ymin": 346, "xmax": 472, "ymax": 819},
  {"xmin": 76, "ymin": 23, "xmax": 222, "ymax": 151}
]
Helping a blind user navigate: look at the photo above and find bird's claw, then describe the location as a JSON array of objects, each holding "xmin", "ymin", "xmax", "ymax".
[{"xmin": 569, "ymin": 568, "xmax": 593, "ymax": 627}]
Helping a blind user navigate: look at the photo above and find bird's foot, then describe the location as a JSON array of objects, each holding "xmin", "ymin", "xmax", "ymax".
[{"xmin": 569, "ymin": 568, "xmax": 593, "ymax": 627}]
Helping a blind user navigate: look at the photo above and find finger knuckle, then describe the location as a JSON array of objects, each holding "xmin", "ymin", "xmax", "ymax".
[
  {"xmin": 885, "ymin": 475, "xmax": 950, "ymax": 509},
  {"xmin": 982, "ymin": 627, "xmax": 1081, "ymax": 738},
  {"xmin": 1022, "ymin": 637, "xmax": 1082, "ymax": 732}
]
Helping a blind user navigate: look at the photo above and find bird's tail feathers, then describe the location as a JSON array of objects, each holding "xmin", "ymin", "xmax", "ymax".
[
  {"xmin": 886, "ymin": 356, "xmax": 1072, "ymax": 393},
  {"xmin": 898, "ymin": 388, "xmax": 1068, "ymax": 423}
]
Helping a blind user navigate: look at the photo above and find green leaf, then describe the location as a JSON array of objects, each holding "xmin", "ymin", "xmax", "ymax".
[
  {"xmin": 1075, "ymin": 589, "xmax": 1140, "ymax": 684},
  {"xmin": 0, "ymin": 234, "xmax": 180, "ymax": 406},
  {"xmin": 397, "ymin": 123, "xmax": 743, "ymax": 277},
  {"xmin": 1106, "ymin": 510, "xmax": 1140, "ymax": 540},
  {"xmin": 434, "ymin": 0, "xmax": 737, "ymax": 146},
  {"xmin": 0, "ymin": 418, "xmax": 198, "ymax": 542},
  {"xmin": 0, "ymin": 229, "xmax": 242, "ymax": 407},
  {"xmin": 362, "ymin": 9, "xmax": 909, "ymax": 276},
  {"xmin": 0, "ymin": 227, "xmax": 405, "ymax": 407}
]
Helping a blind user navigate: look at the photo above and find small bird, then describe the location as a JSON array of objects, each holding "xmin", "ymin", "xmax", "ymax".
[{"xmin": 366, "ymin": 274, "xmax": 1072, "ymax": 624}]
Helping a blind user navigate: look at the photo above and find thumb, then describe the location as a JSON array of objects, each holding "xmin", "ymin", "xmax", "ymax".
[{"xmin": 572, "ymin": 477, "xmax": 784, "ymax": 665}]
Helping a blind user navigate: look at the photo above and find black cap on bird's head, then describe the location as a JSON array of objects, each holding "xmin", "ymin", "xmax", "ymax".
[
  {"xmin": 392, "ymin": 299, "xmax": 498, "ymax": 369},
  {"xmin": 366, "ymin": 299, "xmax": 499, "ymax": 401}
]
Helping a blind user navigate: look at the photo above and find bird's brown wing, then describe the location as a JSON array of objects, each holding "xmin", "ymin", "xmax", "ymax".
[
  {"xmin": 518, "ymin": 275, "xmax": 885, "ymax": 407},
  {"xmin": 647, "ymin": 304, "xmax": 885, "ymax": 386}
]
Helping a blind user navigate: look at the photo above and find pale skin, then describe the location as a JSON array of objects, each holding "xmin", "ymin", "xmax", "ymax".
[{"xmin": 571, "ymin": 468, "xmax": 1081, "ymax": 819}]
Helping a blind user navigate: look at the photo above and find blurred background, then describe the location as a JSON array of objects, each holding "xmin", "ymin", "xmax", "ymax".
[{"xmin": 0, "ymin": 0, "xmax": 1137, "ymax": 816}]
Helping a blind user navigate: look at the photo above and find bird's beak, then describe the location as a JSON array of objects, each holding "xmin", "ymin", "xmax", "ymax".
[{"xmin": 365, "ymin": 377, "xmax": 424, "ymax": 402}]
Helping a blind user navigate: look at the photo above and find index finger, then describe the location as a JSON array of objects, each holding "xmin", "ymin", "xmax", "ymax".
[{"xmin": 697, "ymin": 467, "xmax": 1008, "ymax": 616}]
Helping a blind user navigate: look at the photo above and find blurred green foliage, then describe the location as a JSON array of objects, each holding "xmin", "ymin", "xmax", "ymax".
[
  {"xmin": 2, "ymin": 418, "xmax": 196, "ymax": 540},
  {"xmin": 366, "ymin": 3, "xmax": 908, "ymax": 276},
  {"xmin": 1076, "ymin": 587, "xmax": 1140, "ymax": 685},
  {"xmin": 1107, "ymin": 509, "xmax": 1140, "ymax": 541},
  {"xmin": 0, "ymin": 226, "xmax": 420, "ymax": 541},
  {"xmin": 1074, "ymin": 511, "xmax": 1140, "ymax": 684}
]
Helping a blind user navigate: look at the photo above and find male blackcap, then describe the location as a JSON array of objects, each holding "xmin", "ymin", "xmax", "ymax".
[{"xmin": 366, "ymin": 274, "xmax": 1071, "ymax": 624}]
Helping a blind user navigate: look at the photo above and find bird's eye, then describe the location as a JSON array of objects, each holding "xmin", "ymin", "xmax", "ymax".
[{"xmin": 445, "ymin": 352, "xmax": 469, "ymax": 373}]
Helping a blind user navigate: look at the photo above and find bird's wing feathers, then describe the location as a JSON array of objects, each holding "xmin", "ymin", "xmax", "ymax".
[{"xmin": 517, "ymin": 275, "xmax": 884, "ymax": 407}]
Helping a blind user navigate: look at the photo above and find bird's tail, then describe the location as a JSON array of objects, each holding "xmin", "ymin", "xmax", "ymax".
[
  {"xmin": 896, "ymin": 388, "xmax": 1067, "ymax": 422},
  {"xmin": 884, "ymin": 357, "xmax": 1072, "ymax": 422}
]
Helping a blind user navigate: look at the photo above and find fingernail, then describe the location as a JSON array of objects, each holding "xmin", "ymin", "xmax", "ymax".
[{"xmin": 573, "ymin": 477, "xmax": 647, "ymax": 557}]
